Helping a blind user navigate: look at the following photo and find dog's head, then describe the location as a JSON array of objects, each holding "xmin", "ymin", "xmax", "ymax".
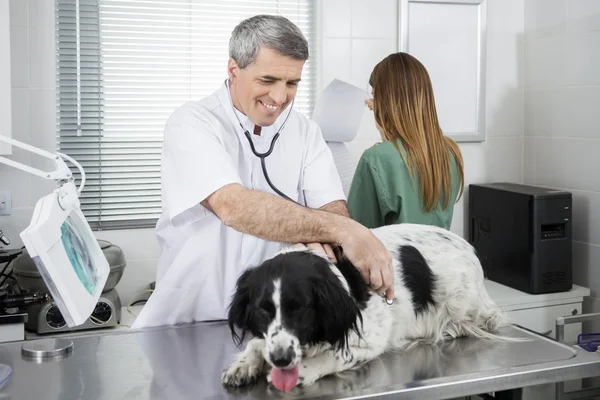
[{"xmin": 227, "ymin": 248, "xmax": 362, "ymax": 377}]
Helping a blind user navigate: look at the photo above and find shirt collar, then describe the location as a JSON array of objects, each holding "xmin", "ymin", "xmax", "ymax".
[{"xmin": 217, "ymin": 79, "xmax": 292, "ymax": 140}]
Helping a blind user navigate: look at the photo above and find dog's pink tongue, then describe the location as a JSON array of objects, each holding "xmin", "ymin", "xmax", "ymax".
[{"xmin": 270, "ymin": 365, "xmax": 300, "ymax": 391}]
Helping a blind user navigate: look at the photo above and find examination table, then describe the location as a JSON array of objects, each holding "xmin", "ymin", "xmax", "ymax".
[{"xmin": 0, "ymin": 321, "xmax": 598, "ymax": 400}]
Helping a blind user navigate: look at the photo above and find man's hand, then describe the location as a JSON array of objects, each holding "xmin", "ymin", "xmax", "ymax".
[{"xmin": 340, "ymin": 225, "xmax": 395, "ymax": 302}]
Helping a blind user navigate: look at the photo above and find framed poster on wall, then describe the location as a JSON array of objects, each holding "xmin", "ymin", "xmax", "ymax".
[{"xmin": 398, "ymin": 0, "xmax": 487, "ymax": 142}]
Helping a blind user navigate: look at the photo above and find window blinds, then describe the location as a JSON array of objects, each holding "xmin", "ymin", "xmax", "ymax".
[{"xmin": 56, "ymin": 0, "xmax": 318, "ymax": 230}]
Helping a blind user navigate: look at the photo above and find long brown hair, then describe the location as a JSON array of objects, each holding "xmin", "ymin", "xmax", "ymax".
[{"xmin": 369, "ymin": 52, "xmax": 464, "ymax": 211}]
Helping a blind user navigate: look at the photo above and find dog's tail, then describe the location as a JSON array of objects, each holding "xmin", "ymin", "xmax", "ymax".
[
  {"xmin": 446, "ymin": 301, "xmax": 531, "ymax": 343},
  {"xmin": 443, "ymin": 281, "xmax": 532, "ymax": 343},
  {"xmin": 445, "ymin": 318, "xmax": 530, "ymax": 343}
]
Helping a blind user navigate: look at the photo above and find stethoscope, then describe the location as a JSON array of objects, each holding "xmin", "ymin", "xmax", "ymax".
[{"xmin": 225, "ymin": 78, "xmax": 297, "ymax": 203}]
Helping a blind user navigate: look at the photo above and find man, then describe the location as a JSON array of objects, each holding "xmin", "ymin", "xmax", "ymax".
[{"xmin": 132, "ymin": 15, "xmax": 394, "ymax": 329}]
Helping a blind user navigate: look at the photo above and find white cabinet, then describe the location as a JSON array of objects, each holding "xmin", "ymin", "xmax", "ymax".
[{"xmin": 485, "ymin": 279, "xmax": 590, "ymax": 344}]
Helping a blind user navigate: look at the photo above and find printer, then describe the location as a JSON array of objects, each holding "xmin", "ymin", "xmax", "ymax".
[{"xmin": 468, "ymin": 182, "xmax": 572, "ymax": 295}]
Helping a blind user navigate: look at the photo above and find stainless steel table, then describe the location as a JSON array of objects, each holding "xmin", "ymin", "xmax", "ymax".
[{"xmin": 0, "ymin": 322, "xmax": 598, "ymax": 400}]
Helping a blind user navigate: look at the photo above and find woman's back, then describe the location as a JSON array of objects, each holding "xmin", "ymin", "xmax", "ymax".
[
  {"xmin": 348, "ymin": 51, "xmax": 464, "ymax": 230},
  {"xmin": 347, "ymin": 138, "xmax": 461, "ymax": 230}
]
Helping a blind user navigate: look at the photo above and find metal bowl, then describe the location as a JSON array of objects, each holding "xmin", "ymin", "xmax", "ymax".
[{"xmin": 12, "ymin": 239, "xmax": 126, "ymax": 294}]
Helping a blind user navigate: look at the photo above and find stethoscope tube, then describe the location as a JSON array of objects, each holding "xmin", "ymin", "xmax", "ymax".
[
  {"xmin": 226, "ymin": 78, "xmax": 297, "ymax": 204},
  {"xmin": 242, "ymin": 130, "xmax": 295, "ymax": 202}
]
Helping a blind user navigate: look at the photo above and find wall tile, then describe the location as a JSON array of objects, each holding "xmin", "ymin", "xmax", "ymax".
[
  {"xmin": 523, "ymin": 137, "xmax": 536, "ymax": 184},
  {"xmin": 524, "ymin": 35, "xmax": 567, "ymax": 88},
  {"xmin": 567, "ymin": 86, "xmax": 600, "ymax": 139},
  {"xmin": 28, "ymin": 0, "xmax": 54, "ymax": 29},
  {"xmin": 9, "ymin": 0, "xmax": 28, "ymax": 27},
  {"xmin": 482, "ymin": 136, "xmax": 524, "ymax": 183},
  {"xmin": 351, "ymin": 0, "xmax": 397, "ymax": 38},
  {"xmin": 524, "ymin": 89, "xmax": 535, "ymax": 136},
  {"xmin": 571, "ymin": 189, "xmax": 600, "ymax": 246},
  {"xmin": 321, "ymin": 38, "xmax": 352, "ymax": 90},
  {"xmin": 531, "ymin": 88, "xmax": 569, "ymax": 137},
  {"xmin": 322, "ymin": 0, "xmax": 351, "ymax": 38},
  {"xmin": 534, "ymin": 0, "xmax": 567, "ymax": 37},
  {"xmin": 9, "ymin": 25, "xmax": 29, "ymax": 88},
  {"xmin": 535, "ymin": 138, "xmax": 600, "ymax": 192},
  {"xmin": 11, "ymin": 88, "xmax": 30, "ymax": 143},
  {"xmin": 568, "ymin": 0, "xmax": 600, "ymax": 34},
  {"xmin": 524, "ymin": 0, "xmax": 537, "ymax": 39},
  {"xmin": 573, "ymin": 241, "xmax": 600, "ymax": 297},
  {"xmin": 28, "ymin": 26, "xmax": 56, "ymax": 88},
  {"xmin": 0, "ymin": 148, "xmax": 31, "ymax": 208},
  {"xmin": 567, "ymin": 31, "xmax": 600, "ymax": 86},
  {"xmin": 29, "ymin": 89, "xmax": 57, "ymax": 148},
  {"xmin": 486, "ymin": 87, "xmax": 524, "ymax": 137},
  {"xmin": 350, "ymin": 38, "xmax": 396, "ymax": 89}
]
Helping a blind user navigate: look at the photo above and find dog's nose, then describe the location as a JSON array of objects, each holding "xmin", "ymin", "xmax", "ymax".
[{"xmin": 269, "ymin": 347, "xmax": 295, "ymax": 368}]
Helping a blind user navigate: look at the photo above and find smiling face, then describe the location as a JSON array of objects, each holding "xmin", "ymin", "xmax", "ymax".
[{"xmin": 227, "ymin": 47, "xmax": 304, "ymax": 127}]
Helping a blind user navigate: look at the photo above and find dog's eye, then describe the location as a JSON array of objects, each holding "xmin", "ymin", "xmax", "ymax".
[{"xmin": 256, "ymin": 304, "xmax": 274, "ymax": 318}]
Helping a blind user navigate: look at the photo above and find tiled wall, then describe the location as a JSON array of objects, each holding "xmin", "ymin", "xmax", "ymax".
[
  {"xmin": 2, "ymin": 0, "xmax": 526, "ymax": 305},
  {"xmin": 320, "ymin": 0, "xmax": 526, "ymax": 239},
  {"xmin": 523, "ymin": 0, "xmax": 600, "ymax": 315}
]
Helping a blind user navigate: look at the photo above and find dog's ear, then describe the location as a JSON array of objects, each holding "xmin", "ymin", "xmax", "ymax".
[
  {"xmin": 227, "ymin": 268, "xmax": 255, "ymax": 347},
  {"xmin": 311, "ymin": 269, "xmax": 362, "ymax": 351}
]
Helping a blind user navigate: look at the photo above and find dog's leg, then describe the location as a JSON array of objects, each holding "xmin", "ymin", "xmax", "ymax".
[
  {"xmin": 288, "ymin": 346, "xmax": 384, "ymax": 387},
  {"xmin": 221, "ymin": 338, "xmax": 267, "ymax": 387}
]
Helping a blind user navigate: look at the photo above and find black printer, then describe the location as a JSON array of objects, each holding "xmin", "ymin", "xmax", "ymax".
[{"xmin": 468, "ymin": 183, "xmax": 572, "ymax": 294}]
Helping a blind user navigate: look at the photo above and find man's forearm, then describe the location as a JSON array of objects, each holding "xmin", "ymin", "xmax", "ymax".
[
  {"xmin": 203, "ymin": 184, "xmax": 355, "ymax": 245},
  {"xmin": 319, "ymin": 200, "xmax": 350, "ymax": 218}
]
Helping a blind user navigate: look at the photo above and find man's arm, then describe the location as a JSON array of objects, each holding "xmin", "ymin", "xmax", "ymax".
[
  {"xmin": 202, "ymin": 184, "xmax": 352, "ymax": 245},
  {"xmin": 202, "ymin": 183, "xmax": 395, "ymax": 301},
  {"xmin": 319, "ymin": 200, "xmax": 351, "ymax": 218}
]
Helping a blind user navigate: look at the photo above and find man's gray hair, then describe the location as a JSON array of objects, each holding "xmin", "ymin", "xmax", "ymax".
[{"xmin": 229, "ymin": 14, "xmax": 309, "ymax": 69}]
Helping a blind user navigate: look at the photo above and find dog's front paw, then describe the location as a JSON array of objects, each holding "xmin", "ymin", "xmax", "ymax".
[{"xmin": 221, "ymin": 356, "xmax": 263, "ymax": 388}]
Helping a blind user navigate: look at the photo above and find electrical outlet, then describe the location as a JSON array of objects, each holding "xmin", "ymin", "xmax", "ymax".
[{"xmin": 0, "ymin": 191, "xmax": 12, "ymax": 216}]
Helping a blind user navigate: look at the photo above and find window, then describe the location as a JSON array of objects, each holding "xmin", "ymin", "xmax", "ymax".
[{"xmin": 56, "ymin": 0, "xmax": 318, "ymax": 230}]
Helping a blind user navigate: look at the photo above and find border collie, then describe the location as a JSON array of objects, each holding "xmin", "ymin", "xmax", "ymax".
[{"xmin": 221, "ymin": 223, "xmax": 516, "ymax": 392}]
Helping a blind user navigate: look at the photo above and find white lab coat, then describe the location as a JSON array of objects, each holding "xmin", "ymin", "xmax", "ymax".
[{"xmin": 132, "ymin": 81, "xmax": 346, "ymax": 329}]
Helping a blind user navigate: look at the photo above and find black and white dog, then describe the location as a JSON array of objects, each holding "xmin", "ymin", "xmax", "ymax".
[{"xmin": 221, "ymin": 223, "xmax": 515, "ymax": 392}]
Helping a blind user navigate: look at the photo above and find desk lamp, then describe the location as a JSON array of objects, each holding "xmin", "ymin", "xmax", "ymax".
[{"xmin": 0, "ymin": 134, "xmax": 109, "ymax": 360}]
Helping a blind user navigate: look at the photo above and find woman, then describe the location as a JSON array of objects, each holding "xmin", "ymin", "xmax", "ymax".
[{"xmin": 347, "ymin": 52, "xmax": 464, "ymax": 230}]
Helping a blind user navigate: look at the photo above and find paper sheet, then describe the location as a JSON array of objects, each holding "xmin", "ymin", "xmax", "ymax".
[
  {"xmin": 311, "ymin": 79, "xmax": 369, "ymax": 143},
  {"xmin": 327, "ymin": 142, "xmax": 359, "ymax": 197}
]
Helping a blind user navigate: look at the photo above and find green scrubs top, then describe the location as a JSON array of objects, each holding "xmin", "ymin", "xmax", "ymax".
[{"xmin": 347, "ymin": 139, "xmax": 461, "ymax": 230}]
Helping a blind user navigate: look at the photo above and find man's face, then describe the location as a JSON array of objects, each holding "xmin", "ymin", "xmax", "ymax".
[{"xmin": 227, "ymin": 47, "xmax": 305, "ymax": 127}]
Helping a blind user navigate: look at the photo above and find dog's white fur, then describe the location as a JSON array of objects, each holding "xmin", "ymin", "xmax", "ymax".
[{"xmin": 222, "ymin": 223, "xmax": 518, "ymax": 389}]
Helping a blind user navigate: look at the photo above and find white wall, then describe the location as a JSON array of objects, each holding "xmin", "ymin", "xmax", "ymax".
[
  {"xmin": 1, "ymin": 0, "xmax": 526, "ymax": 306},
  {"xmin": 0, "ymin": 1, "xmax": 12, "ymax": 155},
  {"xmin": 321, "ymin": 0, "xmax": 525, "ymax": 239},
  {"xmin": 523, "ymin": 0, "xmax": 600, "ymax": 318}
]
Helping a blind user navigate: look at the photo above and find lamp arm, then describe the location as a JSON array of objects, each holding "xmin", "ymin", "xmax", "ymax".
[{"xmin": 0, "ymin": 135, "xmax": 85, "ymax": 195}]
